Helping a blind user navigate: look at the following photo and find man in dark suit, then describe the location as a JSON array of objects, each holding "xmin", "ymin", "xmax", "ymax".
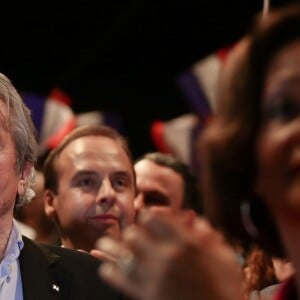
[
  {"xmin": 19, "ymin": 236, "xmax": 120, "ymax": 299},
  {"xmin": 43, "ymin": 125, "xmax": 136, "ymax": 253},
  {"xmin": 0, "ymin": 72, "xmax": 120, "ymax": 299}
]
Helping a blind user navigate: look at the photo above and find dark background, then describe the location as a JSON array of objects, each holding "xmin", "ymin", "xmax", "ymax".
[{"xmin": 0, "ymin": 0, "xmax": 294, "ymax": 158}]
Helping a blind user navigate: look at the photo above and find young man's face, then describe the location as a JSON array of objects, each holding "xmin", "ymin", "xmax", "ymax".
[
  {"xmin": 45, "ymin": 135, "xmax": 136, "ymax": 251},
  {"xmin": 134, "ymin": 159, "xmax": 184, "ymax": 214}
]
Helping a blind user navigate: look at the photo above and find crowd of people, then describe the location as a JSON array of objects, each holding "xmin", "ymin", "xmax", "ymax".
[
  {"xmin": 1, "ymin": 2, "xmax": 300, "ymax": 300},
  {"xmin": 95, "ymin": 4, "xmax": 300, "ymax": 300}
]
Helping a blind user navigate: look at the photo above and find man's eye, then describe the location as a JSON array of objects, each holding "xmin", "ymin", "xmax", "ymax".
[
  {"xmin": 114, "ymin": 178, "xmax": 127, "ymax": 189},
  {"xmin": 144, "ymin": 192, "xmax": 170, "ymax": 206},
  {"xmin": 263, "ymin": 97, "xmax": 300, "ymax": 121},
  {"xmin": 78, "ymin": 178, "xmax": 95, "ymax": 187}
]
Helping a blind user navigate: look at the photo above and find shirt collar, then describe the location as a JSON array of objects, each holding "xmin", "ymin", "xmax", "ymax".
[{"xmin": 0, "ymin": 219, "xmax": 24, "ymax": 281}]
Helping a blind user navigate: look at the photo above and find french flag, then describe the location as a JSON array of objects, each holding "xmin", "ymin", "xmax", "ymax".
[
  {"xmin": 22, "ymin": 88, "xmax": 122, "ymax": 155},
  {"xmin": 150, "ymin": 46, "xmax": 232, "ymax": 172}
]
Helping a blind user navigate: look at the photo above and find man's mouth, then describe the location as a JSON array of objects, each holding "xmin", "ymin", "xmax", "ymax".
[{"xmin": 90, "ymin": 214, "xmax": 118, "ymax": 225}]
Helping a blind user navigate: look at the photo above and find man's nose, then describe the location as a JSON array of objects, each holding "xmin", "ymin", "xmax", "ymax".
[{"xmin": 96, "ymin": 178, "xmax": 116, "ymax": 207}]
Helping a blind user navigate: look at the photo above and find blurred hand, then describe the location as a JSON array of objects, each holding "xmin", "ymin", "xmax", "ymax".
[
  {"xmin": 90, "ymin": 248, "xmax": 117, "ymax": 263},
  {"xmin": 96, "ymin": 210, "xmax": 245, "ymax": 300}
]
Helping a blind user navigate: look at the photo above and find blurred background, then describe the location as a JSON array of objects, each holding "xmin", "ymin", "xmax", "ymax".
[{"xmin": 0, "ymin": 0, "xmax": 294, "ymax": 159}]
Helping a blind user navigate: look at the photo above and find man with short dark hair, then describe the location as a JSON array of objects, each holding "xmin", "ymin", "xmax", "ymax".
[
  {"xmin": 44, "ymin": 125, "xmax": 136, "ymax": 252},
  {"xmin": 134, "ymin": 152, "xmax": 203, "ymax": 215}
]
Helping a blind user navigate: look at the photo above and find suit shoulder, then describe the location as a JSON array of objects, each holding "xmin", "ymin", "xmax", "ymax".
[
  {"xmin": 21, "ymin": 237, "xmax": 121, "ymax": 299},
  {"xmin": 44, "ymin": 244, "xmax": 100, "ymax": 266},
  {"xmin": 43, "ymin": 245, "xmax": 120, "ymax": 298}
]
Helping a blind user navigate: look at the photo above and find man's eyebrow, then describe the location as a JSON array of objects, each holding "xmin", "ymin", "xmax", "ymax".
[
  {"xmin": 70, "ymin": 170, "xmax": 99, "ymax": 183},
  {"xmin": 73, "ymin": 170, "xmax": 98, "ymax": 176},
  {"xmin": 112, "ymin": 171, "xmax": 133, "ymax": 179}
]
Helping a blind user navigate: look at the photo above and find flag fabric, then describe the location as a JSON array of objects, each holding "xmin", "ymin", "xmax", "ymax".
[
  {"xmin": 39, "ymin": 89, "xmax": 76, "ymax": 153},
  {"xmin": 22, "ymin": 89, "xmax": 122, "ymax": 155},
  {"xmin": 176, "ymin": 46, "xmax": 230, "ymax": 117},
  {"xmin": 151, "ymin": 46, "xmax": 232, "ymax": 172},
  {"xmin": 151, "ymin": 114, "xmax": 200, "ymax": 166}
]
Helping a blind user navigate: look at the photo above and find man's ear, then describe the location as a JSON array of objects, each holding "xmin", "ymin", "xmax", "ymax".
[
  {"xmin": 44, "ymin": 189, "xmax": 57, "ymax": 220},
  {"xmin": 17, "ymin": 162, "xmax": 33, "ymax": 197}
]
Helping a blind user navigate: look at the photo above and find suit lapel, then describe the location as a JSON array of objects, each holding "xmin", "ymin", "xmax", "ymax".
[{"xmin": 19, "ymin": 236, "xmax": 63, "ymax": 300}]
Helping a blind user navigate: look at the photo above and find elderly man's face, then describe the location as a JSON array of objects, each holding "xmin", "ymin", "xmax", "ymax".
[{"xmin": 0, "ymin": 101, "xmax": 25, "ymax": 219}]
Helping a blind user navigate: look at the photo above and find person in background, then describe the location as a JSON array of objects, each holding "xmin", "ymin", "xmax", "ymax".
[
  {"xmin": 245, "ymin": 246, "xmax": 294, "ymax": 300},
  {"xmin": 94, "ymin": 4, "xmax": 300, "ymax": 300},
  {"xmin": 0, "ymin": 72, "xmax": 121, "ymax": 299},
  {"xmin": 243, "ymin": 245, "xmax": 280, "ymax": 299},
  {"xmin": 134, "ymin": 152, "xmax": 203, "ymax": 215},
  {"xmin": 43, "ymin": 124, "xmax": 136, "ymax": 252}
]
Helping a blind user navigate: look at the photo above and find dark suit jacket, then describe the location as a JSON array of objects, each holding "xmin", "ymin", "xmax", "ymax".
[{"xmin": 19, "ymin": 236, "xmax": 122, "ymax": 300}]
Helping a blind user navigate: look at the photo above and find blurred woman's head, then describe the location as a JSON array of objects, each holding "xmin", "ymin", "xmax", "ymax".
[{"xmin": 200, "ymin": 5, "xmax": 300, "ymax": 257}]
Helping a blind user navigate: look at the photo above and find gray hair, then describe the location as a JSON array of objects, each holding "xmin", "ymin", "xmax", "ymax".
[{"xmin": 0, "ymin": 73, "xmax": 38, "ymax": 207}]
